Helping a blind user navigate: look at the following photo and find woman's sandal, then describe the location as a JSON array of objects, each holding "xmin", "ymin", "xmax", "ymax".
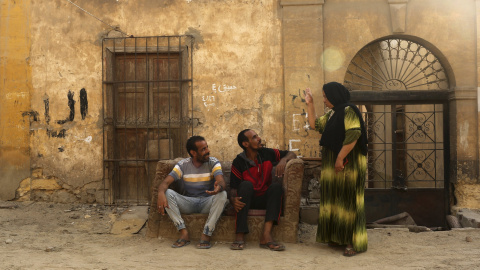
[
  {"xmin": 343, "ymin": 247, "xmax": 357, "ymax": 257},
  {"xmin": 230, "ymin": 241, "xmax": 245, "ymax": 250}
]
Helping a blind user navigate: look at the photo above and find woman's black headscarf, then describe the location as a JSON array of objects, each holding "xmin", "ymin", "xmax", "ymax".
[{"xmin": 319, "ymin": 82, "xmax": 368, "ymax": 156}]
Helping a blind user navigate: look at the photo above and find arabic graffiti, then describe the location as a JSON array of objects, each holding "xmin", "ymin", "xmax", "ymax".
[
  {"xmin": 200, "ymin": 83, "xmax": 239, "ymax": 111},
  {"xmin": 202, "ymin": 95, "xmax": 215, "ymax": 110},
  {"xmin": 212, "ymin": 83, "xmax": 237, "ymax": 93}
]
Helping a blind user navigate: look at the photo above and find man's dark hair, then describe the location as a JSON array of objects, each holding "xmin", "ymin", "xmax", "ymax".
[
  {"xmin": 186, "ymin": 135, "xmax": 205, "ymax": 157},
  {"xmin": 237, "ymin": 129, "xmax": 251, "ymax": 150}
]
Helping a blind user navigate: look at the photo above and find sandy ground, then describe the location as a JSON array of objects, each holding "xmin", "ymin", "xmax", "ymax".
[{"xmin": 1, "ymin": 201, "xmax": 480, "ymax": 270}]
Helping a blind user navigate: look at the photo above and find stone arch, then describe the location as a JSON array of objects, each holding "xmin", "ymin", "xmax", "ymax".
[{"xmin": 344, "ymin": 36, "xmax": 455, "ymax": 91}]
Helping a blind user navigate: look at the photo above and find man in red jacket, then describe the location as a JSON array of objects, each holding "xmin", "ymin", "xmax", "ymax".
[{"xmin": 229, "ymin": 129, "xmax": 296, "ymax": 251}]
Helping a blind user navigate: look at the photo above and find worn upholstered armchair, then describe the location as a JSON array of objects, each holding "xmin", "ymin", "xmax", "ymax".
[{"xmin": 146, "ymin": 158, "xmax": 304, "ymax": 243}]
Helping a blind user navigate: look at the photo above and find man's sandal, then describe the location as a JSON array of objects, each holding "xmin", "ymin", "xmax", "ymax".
[
  {"xmin": 259, "ymin": 242, "xmax": 285, "ymax": 251},
  {"xmin": 230, "ymin": 241, "xmax": 245, "ymax": 250},
  {"xmin": 196, "ymin": 240, "xmax": 212, "ymax": 249},
  {"xmin": 171, "ymin": 239, "xmax": 190, "ymax": 248}
]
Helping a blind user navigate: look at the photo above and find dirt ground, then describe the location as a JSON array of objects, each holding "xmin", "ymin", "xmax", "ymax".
[{"xmin": 1, "ymin": 201, "xmax": 480, "ymax": 270}]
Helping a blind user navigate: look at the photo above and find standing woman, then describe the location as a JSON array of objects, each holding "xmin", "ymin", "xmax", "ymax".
[{"xmin": 305, "ymin": 82, "xmax": 368, "ymax": 257}]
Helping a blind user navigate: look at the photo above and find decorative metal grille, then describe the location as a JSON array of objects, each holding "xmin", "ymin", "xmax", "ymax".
[
  {"xmin": 344, "ymin": 38, "xmax": 449, "ymax": 91},
  {"xmin": 363, "ymin": 105, "xmax": 445, "ymax": 189}
]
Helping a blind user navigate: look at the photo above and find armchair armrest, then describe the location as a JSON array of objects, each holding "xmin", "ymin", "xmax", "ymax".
[{"xmin": 281, "ymin": 158, "xmax": 304, "ymax": 242}]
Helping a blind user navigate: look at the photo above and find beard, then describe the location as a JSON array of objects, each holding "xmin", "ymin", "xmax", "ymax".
[{"xmin": 197, "ymin": 153, "xmax": 209, "ymax": 163}]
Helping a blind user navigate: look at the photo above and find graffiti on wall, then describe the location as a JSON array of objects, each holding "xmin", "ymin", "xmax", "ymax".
[
  {"xmin": 288, "ymin": 88, "xmax": 321, "ymax": 158},
  {"xmin": 202, "ymin": 83, "xmax": 239, "ymax": 111},
  {"xmin": 22, "ymin": 88, "xmax": 89, "ymax": 140}
]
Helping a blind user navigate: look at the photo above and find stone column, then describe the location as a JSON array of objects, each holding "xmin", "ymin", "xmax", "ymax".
[{"xmin": 280, "ymin": 0, "xmax": 324, "ymax": 158}]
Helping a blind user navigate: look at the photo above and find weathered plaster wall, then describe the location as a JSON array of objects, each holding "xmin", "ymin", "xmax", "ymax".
[
  {"xmin": 2, "ymin": 0, "xmax": 480, "ymax": 208},
  {"xmin": 320, "ymin": 0, "xmax": 479, "ymax": 209},
  {"xmin": 0, "ymin": 0, "xmax": 32, "ymax": 200},
  {"xmin": 282, "ymin": 0, "xmax": 324, "ymax": 159},
  {"xmin": 20, "ymin": 0, "xmax": 284, "ymax": 202}
]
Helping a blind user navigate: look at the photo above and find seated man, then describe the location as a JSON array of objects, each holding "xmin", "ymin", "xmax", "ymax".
[
  {"xmin": 229, "ymin": 129, "xmax": 297, "ymax": 251},
  {"xmin": 157, "ymin": 136, "xmax": 227, "ymax": 249}
]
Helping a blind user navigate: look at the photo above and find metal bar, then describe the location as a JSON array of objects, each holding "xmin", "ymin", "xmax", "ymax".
[
  {"xmin": 358, "ymin": 52, "xmax": 388, "ymax": 84},
  {"xmin": 395, "ymin": 41, "xmax": 410, "ymax": 82},
  {"xmin": 367, "ymin": 45, "xmax": 389, "ymax": 83},
  {"xmin": 443, "ymin": 100, "xmax": 450, "ymax": 218},
  {"xmin": 350, "ymin": 61, "xmax": 385, "ymax": 85},
  {"xmin": 388, "ymin": 40, "xmax": 394, "ymax": 80},
  {"xmin": 434, "ymin": 104, "xmax": 437, "ymax": 188},
  {"xmin": 112, "ymin": 38, "xmax": 118, "ymax": 204},
  {"xmin": 350, "ymin": 90, "xmax": 449, "ymax": 104},
  {"xmin": 104, "ymin": 35, "xmax": 188, "ymax": 40},
  {"xmin": 402, "ymin": 52, "xmax": 431, "ymax": 85},
  {"xmin": 103, "ymin": 79, "xmax": 193, "ymax": 84},
  {"xmin": 178, "ymin": 36, "xmax": 183, "ymax": 158},
  {"xmin": 394, "ymin": 40, "xmax": 400, "ymax": 79},
  {"xmin": 102, "ymin": 39, "xmax": 106, "ymax": 205},
  {"xmin": 145, "ymin": 37, "xmax": 150, "ymax": 201},
  {"xmin": 376, "ymin": 42, "xmax": 392, "ymax": 80},
  {"xmin": 156, "ymin": 37, "xmax": 161, "ymax": 163},
  {"xmin": 405, "ymin": 79, "xmax": 448, "ymax": 90},
  {"xmin": 398, "ymin": 46, "xmax": 421, "ymax": 82},
  {"xmin": 123, "ymin": 37, "xmax": 127, "ymax": 204},
  {"xmin": 343, "ymin": 80, "xmax": 383, "ymax": 90},
  {"xmin": 168, "ymin": 37, "xmax": 172, "ymax": 159},
  {"xmin": 391, "ymin": 105, "xmax": 397, "ymax": 187},
  {"xmin": 345, "ymin": 70, "xmax": 384, "ymax": 87},
  {"xmin": 190, "ymin": 36, "xmax": 194, "ymax": 138},
  {"xmin": 134, "ymin": 37, "xmax": 139, "ymax": 205}
]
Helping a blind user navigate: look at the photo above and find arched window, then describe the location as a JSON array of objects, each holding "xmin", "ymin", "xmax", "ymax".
[{"xmin": 344, "ymin": 38, "xmax": 449, "ymax": 91}]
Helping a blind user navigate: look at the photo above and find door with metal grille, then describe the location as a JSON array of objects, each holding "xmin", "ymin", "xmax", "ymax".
[
  {"xmin": 344, "ymin": 38, "xmax": 450, "ymax": 227},
  {"xmin": 102, "ymin": 36, "xmax": 194, "ymax": 204},
  {"xmin": 351, "ymin": 92, "xmax": 449, "ymax": 227}
]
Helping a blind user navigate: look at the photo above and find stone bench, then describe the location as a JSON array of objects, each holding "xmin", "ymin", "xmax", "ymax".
[{"xmin": 146, "ymin": 158, "xmax": 304, "ymax": 243}]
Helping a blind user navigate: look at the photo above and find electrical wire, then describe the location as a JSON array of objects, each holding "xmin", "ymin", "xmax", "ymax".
[{"xmin": 65, "ymin": 0, "xmax": 131, "ymax": 37}]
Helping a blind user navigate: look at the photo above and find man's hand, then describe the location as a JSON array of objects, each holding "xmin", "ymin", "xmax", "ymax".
[
  {"xmin": 275, "ymin": 159, "xmax": 287, "ymax": 177},
  {"xmin": 276, "ymin": 152, "xmax": 296, "ymax": 177},
  {"xmin": 231, "ymin": 197, "xmax": 246, "ymax": 212},
  {"xmin": 205, "ymin": 179, "xmax": 223, "ymax": 195},
  {"xmin": 157, "ymin": 192, "xmax": 169, "ymax": 215}
]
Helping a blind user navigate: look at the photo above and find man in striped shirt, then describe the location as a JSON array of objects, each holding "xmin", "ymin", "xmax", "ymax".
[
  {"xmin": 229, "ymin": 129, "xmax": 297, "ymax": 251},
  {"xmin": 157, "ymin": 136, "xmax": 227, "ymax": 249}
]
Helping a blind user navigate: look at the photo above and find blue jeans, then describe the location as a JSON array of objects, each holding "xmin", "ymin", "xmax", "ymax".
[{"xmin": 164, "ymin": 189, "xmax": 227, "ymax": 236}]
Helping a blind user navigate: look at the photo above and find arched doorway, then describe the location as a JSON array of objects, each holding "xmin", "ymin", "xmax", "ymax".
[{"xmin": 344, "ymin": 38, "xmax": 451, "ymax": 227}]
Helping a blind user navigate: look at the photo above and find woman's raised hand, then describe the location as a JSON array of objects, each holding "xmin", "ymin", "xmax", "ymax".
[{"xmin": 305, "ymin": 88, "xmax": 314, "ymax": 105}]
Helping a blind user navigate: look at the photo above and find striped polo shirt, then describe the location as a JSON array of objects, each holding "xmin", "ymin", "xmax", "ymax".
[{"xmin": 169, "ymin": 157, "xmax": 223, "ymax": 197}]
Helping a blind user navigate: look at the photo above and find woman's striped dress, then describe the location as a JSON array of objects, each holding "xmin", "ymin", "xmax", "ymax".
[{"xmin": 315, "ymin": 107, "xmax": 368, "ymax": 252}]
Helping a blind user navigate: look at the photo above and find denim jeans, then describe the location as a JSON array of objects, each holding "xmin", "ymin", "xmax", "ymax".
[{"xmin": 164, "ymin": 189, "xmax": 227, "ymax": 236}]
